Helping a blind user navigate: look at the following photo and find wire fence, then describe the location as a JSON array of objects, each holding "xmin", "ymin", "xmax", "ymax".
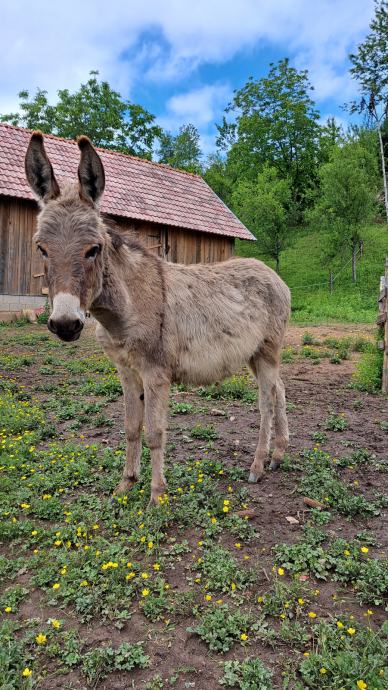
[{"xmin": 288, "ymin": 229, "xmax": 384, "ymax": 293}]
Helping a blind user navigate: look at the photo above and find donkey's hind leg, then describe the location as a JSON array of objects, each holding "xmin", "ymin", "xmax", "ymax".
[
  {"xmin": 248, "ymin": 353, "xmax": 277, "ymax": 483},
  {"xmin": 270, "ymin": 376, "xmax": 289, "ymax": 471}
]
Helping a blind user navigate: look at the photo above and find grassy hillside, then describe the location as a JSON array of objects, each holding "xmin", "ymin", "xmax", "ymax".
[{"xmin": 236, "ymin": 224, "xmax": 387, "ymax": 324}]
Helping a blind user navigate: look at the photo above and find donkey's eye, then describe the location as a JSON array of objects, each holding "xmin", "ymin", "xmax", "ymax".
[
  {"xmin": 84, "ymin": 244, "xmax": 102, "ymax": 259},
  {"xmin": 37, "ymin": 245, "xmax": 48, "ymax": 258}
]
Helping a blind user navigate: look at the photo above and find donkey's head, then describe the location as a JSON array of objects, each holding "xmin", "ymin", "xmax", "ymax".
[{"xmin": 25, "ymin": 132, "xmax": 106, "ymax": 341}]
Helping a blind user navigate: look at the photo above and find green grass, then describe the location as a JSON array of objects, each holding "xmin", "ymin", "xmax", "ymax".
[{"xmin": 236, "ymin": 224, "xmax": 387, "ymax": 324}]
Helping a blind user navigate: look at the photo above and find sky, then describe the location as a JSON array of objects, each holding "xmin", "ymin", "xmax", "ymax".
[{"xmin": 0, "ymin": 0, "xmax": 375, "ymax": 156}]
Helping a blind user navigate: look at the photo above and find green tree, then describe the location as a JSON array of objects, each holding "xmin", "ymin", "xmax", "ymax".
[
  {"xmin": 318, "ymin": 117, "xmax": 344, "ymax": 165},
  {"xmin": 203, "ymin": 152, "xmax": 233, "ymax": 203},
  {"xmin": 1, "ymin": 71, "xmax": 161, "ymax": 159},
  {"xmin": 310, "ymin": 142, "xmax": 378, "ymax": 283},
  {"xmin": 216, "ymin": 59, "xmax": 321, "ymax": 216},
  {"xmin": 232, "ymin": 165, "xmax": 292, "ymax": 273},
  {"xmin": 349, "ymin": 0, "xmax": 388, "ymax": 223},
  {"xmin": 158, "ymin": 123, "xmax": 202, "ymax": 172}
]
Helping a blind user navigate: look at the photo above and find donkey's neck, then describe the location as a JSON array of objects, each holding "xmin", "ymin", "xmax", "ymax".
[{"xmin": 90, "ymin": 240, "xmax": 164, "ymax": 345}]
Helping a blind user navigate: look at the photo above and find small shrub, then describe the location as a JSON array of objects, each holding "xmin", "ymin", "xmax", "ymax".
[
  {"xmin": 351, "ymin": 349, "xmax": 383, "ymax": 393},
  {"xmin": 188, "ymin": 605, "xmax": 251, "ymax": 653},
  {"xmin": 220, "ymin": 658, "xmax": 273, "ymax": 689}
]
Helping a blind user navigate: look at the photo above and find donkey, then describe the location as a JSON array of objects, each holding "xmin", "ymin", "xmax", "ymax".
[{"xmin": 25, "ymin": 132, "xmax": 291, "ymax": 505}]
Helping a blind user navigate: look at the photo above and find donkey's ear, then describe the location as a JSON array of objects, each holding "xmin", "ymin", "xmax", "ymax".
[
  {"xmin": 25, "ymin": 131, "xmax": 60, "ymax": 203},
  {"xmin": 77, "ymin": 136, "xmax": 105, "ymax": 206}
]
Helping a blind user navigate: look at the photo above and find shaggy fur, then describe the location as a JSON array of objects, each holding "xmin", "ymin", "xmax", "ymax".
[{"xmin": 25, "ymin": 132, "xmax": 291, "ymax": 504}]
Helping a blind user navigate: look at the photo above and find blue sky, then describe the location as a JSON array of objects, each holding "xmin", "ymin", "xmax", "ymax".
[{"xmin": 0, "ymin": 1, "xmax": 375, "ymax": 155}]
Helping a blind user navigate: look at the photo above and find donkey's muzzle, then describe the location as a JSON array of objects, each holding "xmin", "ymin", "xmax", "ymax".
[{"xmin": 48, "ymin": 317, "xmax": 84, "ymax": 342}]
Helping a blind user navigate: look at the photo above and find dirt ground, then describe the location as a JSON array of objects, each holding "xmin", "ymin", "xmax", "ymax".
[{"xmin": 0, "ymin": 320, "xmax": 387, "ymax": 690}]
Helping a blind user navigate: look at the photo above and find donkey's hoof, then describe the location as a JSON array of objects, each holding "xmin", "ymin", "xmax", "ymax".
[
  {"xmin": 248, "ymin": 471, "xmax": 263, "ymax": 483},
  {"xmin": 269, "ymin": 459, "xmax": 281, "ymax": 471},
  {"xmin": 113, "ymin": 478, "xmax": 137, "ymax": 495}
]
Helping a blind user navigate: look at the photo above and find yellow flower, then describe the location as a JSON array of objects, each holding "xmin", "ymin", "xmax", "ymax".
[
  {"xmin": 319, "ymin": 668, "xmax": 327, "ymax": 674},
  {"xmin": 303, "ymin": 652, "xmax": 310, "ymax": 657},
  {"xmin": 35, "ymin": 633, "xmax": 47, "ymax": 645},
  {"xmin": 141, "ymin": 588, "xmax": 150, "ymax": 597},
  {"xmin": 298, "ymin": 598, "xmax": 305, "ymax": 605},
  {"xmin": 52, "ymin": 583, "xmax": 60, "ymax": 590},
  {"xmin": 336, "ymin": 621, "xmax": 344, "ymax": 628},
  {"xmin": 31, "ymin": 530, "xmax": 38, "ymax": 536},
  {"xmin": 235, "ymin": 543, "xmax": 241, "ymax": 549},
  {"xmin": 360, "ymin": 547, "xmax": 369, "ymax": 554},
  {"xmin": 308, "ymin": 612, "xmax": 317, "ymax": 619},
  {"xmin": 347, "ymin": 627, "xmax": 356, "ymax": 635},
  {"xmin": 216, "ymin": 599, "xmax": 223, "ymax": 605},
  {"xmin": 79, "ymin": 580, "xmax": 89, "ymax": 587},
  {"xmin": 357, "ymin": 681, "xmax": 367, "ymax": 690},
  {"xmin": 92, "ymin": 524, "xmax": 99, "ymax": 530},
  {"xmin": 205, "ymin": 594, "xmax": 212, "ymax": 601},
  {"xmin": 20, "ymin": 503, "xmax": 30, "ymax": 509},
  {"xmin": 141, "ymin": 572, "xmax": 149, "ymax": 579},
  {"xmin": 126, "ymin": 562, "xmax": 132, "ymax": 568},
  {"xmin": 22, "ymin": 668, "xmax": 32, "ymax": 677},
  {"xmin": 278, "ymin": 567, "xmax": 285, "ymax": 576},
  {"xmin": 211, "ymin": 517, "xmax": 217, "ymax": 524},
  {"xmin": 140, "ymin": 536, "xmax": 146, "ymax": 543},
  {"xmin": 54, "ymin": 540, "xmax": 62, "ymax": 546},
  {"xmin": 231, "ymin": 582, "xmax": 236, "ymax": 591},
  {"xmin": 126, "ymin": 572, "xmax": 136, "ymax": 580},
  {"xmin": 4, "ymin": 606, "xmax": 12, "ymax": 613},
  {"xmin": 153, "ymin": 563, "xmax": 160, "ymax": 571},
  {"xmin": 222, "ymin": 506, "xmax": 229, "ymax": 513},
  {"xmin": 257, "ymin": 596, "xmax": 264, "ymax": 604},
  {"xmin": 51, "ymin": 619, "xmax": 61, "ymax": 629},
  {"xmin": 197, "ymin": 541, "xmax": 203, "ymax": 547},
  {"xmin": 147, "ymin": 541, "xmax": 154, "ymax": 549},
  {"xmin": 240, "ymin": 633, "xmax": 248, "ymax": 641},
  {"xmin": 343, "ymin": 550, "xmax": 351, "ymax": 556}
]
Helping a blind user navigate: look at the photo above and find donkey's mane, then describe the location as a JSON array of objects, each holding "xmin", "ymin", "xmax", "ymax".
[{"xmin": 102, "ymin": 216, "xmax": 151, "ymax": 257}]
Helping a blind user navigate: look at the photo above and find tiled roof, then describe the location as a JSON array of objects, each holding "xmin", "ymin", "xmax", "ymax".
[{"xmin": 0, "ymin": 123, "xmax": 255, "ymax": 241}]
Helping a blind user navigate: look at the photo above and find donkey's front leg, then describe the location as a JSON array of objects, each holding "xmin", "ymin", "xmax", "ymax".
[
  {"xmin": 114, "ymin": 366, "xmax": 144, "ymax": 494},
  {"xmin": 143, "ymin": 372, "xmax": 170, "ymax": 506}
]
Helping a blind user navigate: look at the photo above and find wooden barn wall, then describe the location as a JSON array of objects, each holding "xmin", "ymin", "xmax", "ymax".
[
  {"xmin": 0, "ymin": 201, "xmax": 236, "ymax": 296},
  {"xmin": 0, "ymin": 197, "xmax": 44, "ymax": 296},
  {"xmin": 112, "ymin": 217, "xmax": 235, "ymax": 264}
]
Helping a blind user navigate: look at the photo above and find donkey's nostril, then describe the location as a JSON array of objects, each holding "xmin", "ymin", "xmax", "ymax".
[{"xmin": 47, "ymin": 318, "xmax": 58, "ymax": 334}]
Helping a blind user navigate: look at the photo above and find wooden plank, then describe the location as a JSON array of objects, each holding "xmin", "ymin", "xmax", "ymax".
[
  {"xmin": 382, "ymin": 258, "xmax": 388, "ymax": 394},
  {"xmin": 0, "ymin": 200, "xmax": 10, "ymax": 293}
]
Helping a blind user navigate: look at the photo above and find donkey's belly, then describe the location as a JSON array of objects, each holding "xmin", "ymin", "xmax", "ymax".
[{"xmin": 173, "ymin": 332, "xmax": 260, "ymax": 385}]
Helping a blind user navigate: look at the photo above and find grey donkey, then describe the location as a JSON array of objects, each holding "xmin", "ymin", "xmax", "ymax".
[{"xmin": 25, "ymin": 131, "xmax": 291, "ymax": 505}]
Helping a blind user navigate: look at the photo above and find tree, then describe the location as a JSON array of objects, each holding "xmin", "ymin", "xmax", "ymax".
[
  {"xmin": 349, "ymin": 0, "xmax": 388, "ymax": 223},
  {"xmin": 232, "ymin": 165, "xmax": 292, "ymax": 273},
  {"xmin": 216, "ymin": 59, "xmax": 321, "ymax": 216},
  {"xmin": 158, "ymin": 123, "xmax": 202, "ymax": 172},
  {"xmin": 318, "ymin": 117, "xmax": 344, "ymax": 165},
  {"xmin": 310, "ymin": 142, "xmax": 378, "ymax": 283},
  {"xmin": 203, "ymin": 152, "xmax": 233, "ymax": 203},
  {"xmin": 1, "ymin": 71, "xmax": 162, "ymax": 159}
]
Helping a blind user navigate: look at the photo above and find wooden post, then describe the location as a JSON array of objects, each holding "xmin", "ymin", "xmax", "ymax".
[{"xmin": 378, "ymin": 258, "xmax": 388, "ymax": 393}]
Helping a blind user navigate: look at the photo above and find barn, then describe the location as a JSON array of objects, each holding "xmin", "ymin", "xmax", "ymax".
[{"xmin": 0, "ymin": 123, "xmax": 254, "ymax": 315}]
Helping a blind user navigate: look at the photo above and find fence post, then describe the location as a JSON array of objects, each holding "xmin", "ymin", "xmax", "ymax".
[
  {"xmin": 378, "ymin": 258, "xmax": 388, "ymax": 393},
  {"xmin": 329, "ymin": 270, "xmax": 334, "ymax": 294}
]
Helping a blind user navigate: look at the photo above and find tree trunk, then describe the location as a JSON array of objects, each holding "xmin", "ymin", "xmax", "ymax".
[
  {"xmin": 352, "ymin": 241, "xmax": 357, "ymax": 284},
  {"xmin": 377, "ymin": 125, "xmax": 388, "ymax": 226}
]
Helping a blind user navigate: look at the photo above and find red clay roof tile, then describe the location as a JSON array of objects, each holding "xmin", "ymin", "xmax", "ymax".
[{"xmin": 0, "ymin": 123, "xmax": 254, "ymax": 241}]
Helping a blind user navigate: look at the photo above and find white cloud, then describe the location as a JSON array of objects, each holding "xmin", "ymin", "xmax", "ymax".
[
  {"xmin": 161, "ymin": 84, "xmax": 231, "ymax": 129},
  {"xmin": 0, "ymin": 0, "xmax": 375, "ymax": 138}
]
